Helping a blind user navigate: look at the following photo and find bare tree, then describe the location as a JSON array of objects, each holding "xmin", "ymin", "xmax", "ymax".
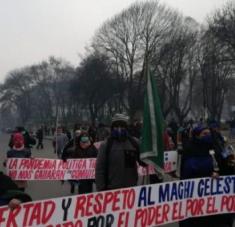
[
  {"xmin": 92, "ymin": 0, "xmax": 181, "ymax": 118},
  {"xmin": 0, "ymin": 68, "xmax": 34, "ymax": 124},
  {"xmin": 198, "ymin": 29, "xmax": 234, "ymax": 121},
  {"xmin": 208, "ymin": 1, "xmax": 235, "ymax": 62},
  {"xmin": 155, "ymin": 18, "xmax": 200, "ymax": 123}
]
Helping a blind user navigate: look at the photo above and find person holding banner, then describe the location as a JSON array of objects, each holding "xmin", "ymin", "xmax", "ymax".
[
  {"xmin": 8, "ymin": 126, "xmax": 36, "ymax": 151},
  {"xmin": 95, "ymin": 113, "xmax": 145, "ymax": 191},
  {"xmin": 6, "ymin": 132, "xmax": 31, "ymax": 191},
  {"xmin": 65, "ymin": 132, "xmax": 98, "ymax": 194},
  {"xmin": 0, "ymin": 171, "xmax": 32, "ymax": 208},
  {"xmin": 180, "ymin": 126, "xmax": 221, "ymax": 227}
]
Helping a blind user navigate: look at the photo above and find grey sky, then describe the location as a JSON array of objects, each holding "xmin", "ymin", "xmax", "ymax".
[{"xmin": 0, "ymin": 0, "xmax": 228, "ymax": 82}]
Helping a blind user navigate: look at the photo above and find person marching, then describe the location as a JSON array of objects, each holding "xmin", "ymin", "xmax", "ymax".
[
  {"xmin": 95, "ymin": 113, "xmax": 145, "ymax": 191},
  {"xmin": 36, "ymin": 126, "xmax": 44, "ymax": 149},
  {"xmin": 6, "ymin": 132, "xmax": 31, "ymax": 191},
  {"xmin": 64, "ymin": 132, "xmax": 98, "ymax": 194}
]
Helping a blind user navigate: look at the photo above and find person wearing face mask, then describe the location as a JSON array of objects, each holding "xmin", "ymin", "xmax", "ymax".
[
  {"xmin": 65, "ymin": 132, "xmax": 98, "ymax": 194},
  {"xmin": 180, "ymin": 126, "xmax": 217, "ymax": 180},
  {"xmin": 95, "ymin": 113, "xmax": 145, "ymax": 191},
  {"xmin": 179, "ymin": 126, "xmax": 221, "ymax": 227}
]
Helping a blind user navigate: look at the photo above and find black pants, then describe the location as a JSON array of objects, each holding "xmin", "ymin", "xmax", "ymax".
[
  {"xmin": 37, "ymin": 139, "xmax": 43, "ymax": 149},
  {"xmin": 78, "ymin": 180, "xmax": 93, "ymax": 194}
]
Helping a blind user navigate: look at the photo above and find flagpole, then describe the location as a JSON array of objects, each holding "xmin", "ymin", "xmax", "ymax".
[
  {"xmin": 143, "ymin": 52, "xmax": 165, "ymax": 182},
  {"xmin": 140, "ymin": 53, "xmax": 171, "ymax": 182}
]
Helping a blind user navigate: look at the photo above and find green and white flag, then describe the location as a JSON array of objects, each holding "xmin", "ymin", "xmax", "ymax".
[{"xmin": 140, "ymin": 69, "xmax": 164, "ymax": 173}]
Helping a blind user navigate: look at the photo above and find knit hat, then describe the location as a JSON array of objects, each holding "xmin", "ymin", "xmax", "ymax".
[
  {"xmin": 12, "ymin": 133, "xmax": 24, "ymax": 150},
  {"xmin": 111, "ymin": 113, "xmax": 129, "ymax": 124},
  {"xmin": 192, "ymin": 126, "xmax": 207, "ymax": 137}
]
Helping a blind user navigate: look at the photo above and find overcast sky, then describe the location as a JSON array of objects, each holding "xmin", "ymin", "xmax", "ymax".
[{"xmin": 0, "ymin": 0, "xmax": 228, "ymax": 82}]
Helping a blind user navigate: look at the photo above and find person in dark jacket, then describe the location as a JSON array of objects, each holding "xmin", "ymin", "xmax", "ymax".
[
  {"xmin": 0, "ymin": 171, "xmax": 31, "ymax": 208},
  {"xmin": 181, "ymin": 126, "xmax": 217, "ymax": 179},
  {"xmin": 95, "ymin": 113, "xmax": 145, "ymax": 191},
  {"xmin": 36, "ymin": 126, "xmax": 44, "ymax": 149},
  {"xmin": 7, "ymin": 132, "xmax": 31, "ymax": 191},
  {"xmin": 65, "ymin": 132, "xmax": 98, "ymax": 194},
  {"xmin": 179, "ymin": 126, "xmax": 221, "ymax": 227},
  {"xmin": 209, "ymin": 122, "xmax": 235, "ymax": 227}
]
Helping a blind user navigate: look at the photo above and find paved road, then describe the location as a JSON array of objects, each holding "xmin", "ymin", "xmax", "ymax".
[{"xmin": 1, "ymin": 132, "xmax": 234, "ymax": 227}]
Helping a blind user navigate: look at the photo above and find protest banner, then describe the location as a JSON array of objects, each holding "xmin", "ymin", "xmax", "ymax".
[
  {"xmin": 6, "ymin": 158, "xmax": 96, "ymax": 181},
  {"xmin": 6, "ymin": 151, "xmax": 178, "ymax": 181},
  {"xmin": 0, "ymin": 176, "xmax": 235, "ymax": 227}
]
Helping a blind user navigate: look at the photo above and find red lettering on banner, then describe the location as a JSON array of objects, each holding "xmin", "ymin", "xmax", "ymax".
[
  {"xmin": 93, "ymin": 193, "xmax": 103, "ymax": 214},
  {"xmin": 8, "ymin": 170, "xmax": 17, "ymax": 179},
  {"xmin": 146, "ymin": 207, "xmax": 155, "ymax": 226},
  {"xmin": 18, "ymin": 170, "xmax": 32, "ymax": 180},
  {"xmin": 70, "ymin": 170, "xmax": 94, "ymax": 180},
  {"xmin": 186, "ymin": 198, "xmax": 205, "ymax": 216},
  {"xmin": 162, "ymin": 204, "xmax": 170, "ymax": 222},
  {"xmin": 74, "ymin": 189, "xmax": 136, "ymax": 219},
  {"xmin": 85, "ymin": 194, "xmax": 94, "ymax": 216},
  {"xmin": 117, "ymin": 212, "xmax": 129, "ymax": 227},
  {"xmin": 103, "ymin": 192, "xmax": 115, "ymax": 212},
  {"xmin": 6, "ymin": 207, "xmax": 21, "ymax": 227},
  {"xmin": 221, "ymin": 195, "xmax": 235, "ymax": 212},
  {"xmin": 58, "ymin": 160, "xmax": 87, "ymax": 170},
  {"xmin": 35, "ymin": 170, "xmax": 65, "ymax": 180},
  {"xmin": 74, "ymin": 195, "xmax": 86, "ymax": 218},
  {"xmin": 18, "ymin": 159, "xmax": 56, "ymax": 170},
  {"xmin": 42, "ymin": 201, "xmax": 56, "ymax": 223},
  {"xmin": 8, "ymin": 159, "xmax": 18, "ymax": 169},
  {"xmin": 22, "ymin": 201, "xmax": 55, "ymax": 226},
  {"xmin": 122, "ymin": 189, "xmax": 135, "ymax": 209},
  {"xmin": 0, "ymin": 207, "xmax": 8, "ymax": 225},
  {"xmin": 134, "ymin": 204, "xmax": 170, "ymax": 227},
  {"xmin": 28, "ymin": 203, "xmax": 41, "ymax": 226},
  {"xmin": 206, "ymin": 196, "xmax": 218, "ymax": 214},
  {"xmin": 127, "ymin": 189, "xmax": 135, "ymax": 209},
  {"xmin": 89, "ymin": 159, "xmax": 96, "ymax": 168},
  {"xmin": 57, "ymin": 160, "xmax": 68, "ymax": 169},
  {"xmin": 172, "ymin": 201, "xmax": 184, "ymax": 220},
  {"xmin": 112, "ymin": 190, "xmax": 121, "ymax": 212},
  {"xmin": 23, "ymin": 203, "xmax": 35, "ymax": 226}
]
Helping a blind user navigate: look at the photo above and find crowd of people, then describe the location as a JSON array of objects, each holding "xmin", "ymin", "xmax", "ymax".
[{"xmin": 0, "ymin": 114, "xmax": 235, "ymax": 226}]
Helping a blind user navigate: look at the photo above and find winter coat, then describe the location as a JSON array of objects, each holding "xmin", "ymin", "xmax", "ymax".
[
  {"xmin": 0, "ymin": 172, "xmax": 31, "ymax": 206},
  {"xmin": 95, "ymin": 137, "xmax": 140, "ymax": 191},
  {"xmin": 7, "ymin": 148, "xmax": 31, "ymax": 189},
  {"xmin": 67, "ymin": 144, "xmax": 98, "ymax": 159},
  {"xmin": 53, "ymin": 133, "xmax": 69, "ymax": 154},
  {"xmin": 36, "ymin": 129, "xmax": 43, "ymax": 140},
  {"xmin": 181, "ymin": 139, "xmax": 214, "ymax": 179}
]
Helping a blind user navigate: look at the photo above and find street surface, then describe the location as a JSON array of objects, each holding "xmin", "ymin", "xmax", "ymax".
[{"xmin": 1, "ymin": 132, "xmax": 234, "ymax": 227}]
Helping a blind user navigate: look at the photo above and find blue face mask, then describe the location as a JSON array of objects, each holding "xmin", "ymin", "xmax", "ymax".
[
  {"xmin": 111, "ymin": 128, "xmax": 128, "ymax": 138},
  {"xmin": 200, "ymin": 135, "xmax": 213, "ymax": 144}
]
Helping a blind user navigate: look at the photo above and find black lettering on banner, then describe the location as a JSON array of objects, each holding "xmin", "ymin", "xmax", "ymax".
[
  {"xmin": 87, "ymin": 214, "xmax": 114, "ymax": 227},
  {"xmin": 62, "ymin": 198, "xmax": 72, "ymax": 221}
]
